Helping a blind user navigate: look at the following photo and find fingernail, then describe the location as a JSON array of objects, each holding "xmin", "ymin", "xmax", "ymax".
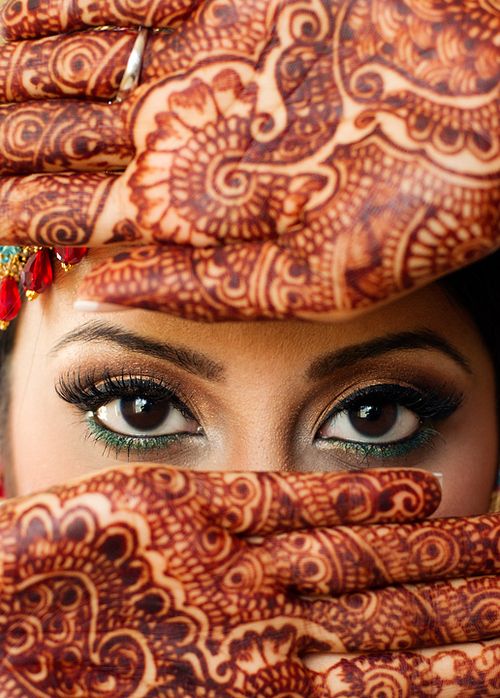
[
  {"xmin": 431, "ymin": 471, "xmax": 444, "ymax": 489},
  {"xmin": 73, "ymin": 300, "xmax": 128, "ymax": 313}
]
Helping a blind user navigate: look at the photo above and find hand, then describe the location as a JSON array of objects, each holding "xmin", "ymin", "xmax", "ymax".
[
  {"xmin": 0, "ymin": 464, "xmax": 499, "ymax": 696},
  {"xmin": 0, "ymin": 0, "xmax": 498, "ymax": 320}
]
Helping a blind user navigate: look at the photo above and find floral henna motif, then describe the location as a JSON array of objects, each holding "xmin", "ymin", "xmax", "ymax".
[
  {"xmin": 0, "ymin": 0, "xmax": 498, "ymax": 318},
  {"xmin": 0, "ymin": 465, "xmax": 498, "ymax": 697}
]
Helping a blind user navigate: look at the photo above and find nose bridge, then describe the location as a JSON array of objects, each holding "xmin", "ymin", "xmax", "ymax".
[
  {"xmin": 225, "ymin": 431, "xmax": 289, "ymax": 472},
  {"xmin": 211, "ymin": 378, "xmax": 293, "ymax": 472}
]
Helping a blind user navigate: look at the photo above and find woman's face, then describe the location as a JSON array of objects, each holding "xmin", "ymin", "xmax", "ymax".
[{"xmin": 5, "ymin": 250, "xmax": 498, "ymax": 516}]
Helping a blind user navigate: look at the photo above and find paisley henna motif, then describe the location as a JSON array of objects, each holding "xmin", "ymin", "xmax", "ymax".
[
  {"xmin": 0, "ymin": 0, "xmax": 497, "ymax": 318},
  {"xmin": 0, "ymin": 465, "xmax": 498, "ymax": 697}
]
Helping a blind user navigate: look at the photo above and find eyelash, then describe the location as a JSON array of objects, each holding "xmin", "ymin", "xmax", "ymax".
[
  {"xmin": 316, "ymin": 383, "xmax": 463, "ymax": 461},
  {"xmin": 56, "ymin": 371, "xmax": 463, "ymax": 462},
  {"xmin": 56, "ymin": 369, "xmax": 201, "ymax": 458}
]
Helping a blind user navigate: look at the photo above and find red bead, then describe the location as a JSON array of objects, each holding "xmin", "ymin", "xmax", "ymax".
[
  {"xmin": 21, "ymin": 248, "xmax": 54, "ymax": 294},
  {"xmin": 54, "ymin": 246, "xmax": 88, "ymax": 266},
  {"xmin": 0, "ymin": 276, "xmax": 21, "ymax": 323}
]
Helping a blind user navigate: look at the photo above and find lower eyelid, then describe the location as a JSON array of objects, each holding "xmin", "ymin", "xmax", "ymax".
[
  {"xmin": 316, "ymin": 427, "xmax": 440, "ymax": 461},
  {"xmin": 85, "ymin": 413, "xmax": 203, "ymax": 458}
]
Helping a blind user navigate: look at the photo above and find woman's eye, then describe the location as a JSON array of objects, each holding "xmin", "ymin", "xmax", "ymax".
[
  {"xmin": 318, "ymin": 401, "xmax": 420, "ymax": 444},
  {"xmin": 93, "ymin": 396, "xmax": 200, "ymax": 438}
]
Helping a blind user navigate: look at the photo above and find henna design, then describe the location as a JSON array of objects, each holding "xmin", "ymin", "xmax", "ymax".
[
  {"xmin": 0, "ymin": 172, "xmax": 117, "ymax": 246},
  {"xmin": 341, "ymin": 0, "xmax": 499, "ymax": 97},
  {"xmin": 0, "ymin": 100, "xmax": 131, "ymax": 173},
  {"xmin": 0, "ymin": 465, "xmax": 498, "ymax": 697},
  {"xmin": 0, "ymin": 0, "xmax": 193, "ymax": 39},
  {"xmin": 310, "ymin": 639, "xmax": 500, "ymax": 697},
  {"xmin": 310, "ymin": 575, "xmax": 500, "ymax": 653},
  {"xmin": 0, "ymin": 2, "xmax": 272, "ymax": 101},
  {"xmin": 0, "ymin": 0, "xmax": 498, "ymax": 319},
  {"xmin": 268, "ymin": 514, "xmax": 500, "ymax": 595},
  {"xmin": 0, "ymin": 30, "xmax": 139, "ymax": 102}
]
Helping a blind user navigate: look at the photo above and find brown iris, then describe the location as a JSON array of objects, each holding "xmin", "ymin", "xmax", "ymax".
[
  {"xmin": 119, "ymin": 397, "xmax": 172, "ymax": 432},
  {"xmin": 349, "ymin": 403, "xmax": 398, "ymax": 438}
]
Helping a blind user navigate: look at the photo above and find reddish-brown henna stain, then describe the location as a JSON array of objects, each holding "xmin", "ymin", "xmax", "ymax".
[
  {"xmin": 312, "ymin": 641, "xmax": 500, "ymax": 697},
  {"xmin": 0, "ymin": 0, "xmax": 497, "ymax": 318},
  {"xmin": 0, "ymin": 465, "xmax": 498, "ymax": 696},
  {"xmin": 0, "ymin": 99, "xmax": 131, "ymax": 173},
  {"xmin": 0, "ymin": 30, "xmax": 139, "ymax": 101}
]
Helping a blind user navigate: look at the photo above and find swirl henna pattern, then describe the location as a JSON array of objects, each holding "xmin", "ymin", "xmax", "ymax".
[
  {"xmin": 309, "ymin": 640, "xmax": 500, "ymax": 697},
  {"xmin": 0, "ymin": 465, "xmax": 499, "ymax": 697},
  {"xmin": 0, "ymin": 0, "xmax": 498, "ymax": 319},
  {"xmin": 0, "ymin": 30, "xmax": 141, "ymax": 102}
]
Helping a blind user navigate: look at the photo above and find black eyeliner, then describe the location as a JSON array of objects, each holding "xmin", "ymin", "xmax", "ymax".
[
  {"xmin": 56, "ymin": 368, "xmax": 193, "ymax": 417},
  {"xmin": 329, "ymin": 383, "xmax": 463, "ymax": 423}
]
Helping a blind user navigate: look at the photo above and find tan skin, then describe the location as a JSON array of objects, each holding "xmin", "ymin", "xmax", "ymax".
[{"xmin": 5, "ymin": 249, "xmax": 498, "ymax": 515}]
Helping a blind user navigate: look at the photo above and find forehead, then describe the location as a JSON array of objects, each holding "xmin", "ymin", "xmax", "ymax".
[
  {"xmin": 43, "ymin": 244, "xmax": 473, "ymax": 342},
  {"xmin": 20, "ymin": 248, "xmax": 485, "ymax": 381}
]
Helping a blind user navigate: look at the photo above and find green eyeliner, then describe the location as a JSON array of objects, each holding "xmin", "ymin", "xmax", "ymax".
[
  {"xmin": 320, "ymin": 426, "xmax": 440, "ymax": 462},
  {"xmin": 58, "ymin": 370, "xmax": 462, "ymax": 465},
  {"xmin": 85, "ymin": 413, "xmax": 187, "ymax": 458}
]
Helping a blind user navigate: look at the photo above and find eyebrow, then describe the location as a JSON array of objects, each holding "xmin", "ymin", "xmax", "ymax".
[
  {"xmin": 307, "ymin": 329, "xmax": 472, "ymax": 379},
  {"xmin": 50, "ymin": 320, "xmax": 225, "ymax": 381}
]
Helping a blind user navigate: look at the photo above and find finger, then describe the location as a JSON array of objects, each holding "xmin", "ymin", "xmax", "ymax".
[
  {"xmin": 267, "ymin": 514, "xmax": 500, "ymax": 595},
  {"xmin": 0, "ymin": 29, "xmax": 140, "ymax": 102},
  {"xmin": 306, "ymin": 640, "xmax": 500, "ymax": 697},
  {"xmin": 0, "ymin": 99, "xmax": 131, "ymax": 175},
  {"xmin": 77, "ymin": 243, "xmax": 329, "ymax": 321},
  {"xmin": 4, "ymin": 465, "xmax": 440, "ymax": 535},
  {"xmin": 191, "ymin": 468, "xmax": 441, "ymax": 534},
  {"xmin": 74, "ymin": 188, "xmax": 500, "ymax": 322},
  {"xmin": 0, "ymin": 3, "xmax": 269, "ymax": 101},
  {"xmin": 0, "ymin": 172, "xmax": 122, "ymax": 246},
  {"xmin": 0, "ymin": 0, "xmax": 193, "ymax": 40},
  {"xmin": 299, "ymin": 576, "xmax": 500, "ymax": 653}
]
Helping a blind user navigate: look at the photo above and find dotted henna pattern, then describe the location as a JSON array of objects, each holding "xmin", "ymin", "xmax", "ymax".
[{"xmin": 0, "ymin": 0, "xmax": 497, "ymax": 318}]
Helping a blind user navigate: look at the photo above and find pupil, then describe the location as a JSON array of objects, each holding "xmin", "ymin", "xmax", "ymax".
[
  {"xmin": 120, "ymin": 397, "xmax": 170, "ymax": 432},
  {"xmin": 349, "ymin": 403, "xmax": 398, "ymax": 437}
]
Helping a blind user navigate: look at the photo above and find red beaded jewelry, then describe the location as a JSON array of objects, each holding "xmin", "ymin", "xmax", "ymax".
[{"xmin": 0, "ymin": 246, "xmax": 88, "ymax": 330}]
